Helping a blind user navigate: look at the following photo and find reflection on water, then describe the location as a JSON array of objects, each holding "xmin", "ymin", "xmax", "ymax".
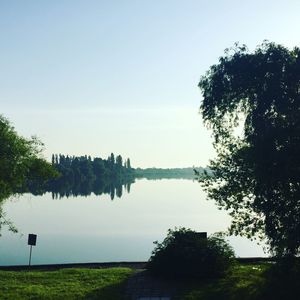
[
  {"xmin": 50, "ymin": 179, "xmax": 133, "ymax": 200},
  {"xmin": 25, "ymin": 154, "xmax": 136, "ymax": 200},
  {"xmin": 29, "ymin": 178, "xmax": 134, "ymax": 200},
  {"xmin": 0, "ymin": 179, "xmax": 266, "ymax": 265}
]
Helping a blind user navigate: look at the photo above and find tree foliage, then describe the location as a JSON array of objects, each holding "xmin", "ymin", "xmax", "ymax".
[
  {"xmin": 32, "ymin": 153, "xmax": 134, "ymax": 199},
  {"xmin": 0, "ymin": 115, "xmax": 58, "ymax": 233},
  {"xmin": 147, "ymin": 228, "xmax": 235, "ymax": 279},
  {"xmin": 198, "ymin": 42, "xmax": 300, "ymax": 257},
  {"xmin": 0, "ymin": 115, "xmax": 57, "ymax": 201}
]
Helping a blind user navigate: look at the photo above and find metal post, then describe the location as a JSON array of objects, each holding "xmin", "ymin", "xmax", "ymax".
[{"xmin": 29, "ymin": 245, "xmax": 33, "ymax": 266}]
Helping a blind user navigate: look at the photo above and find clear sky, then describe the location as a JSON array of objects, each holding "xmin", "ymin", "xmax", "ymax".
[{"xmin": 1, "ymin": 0, "xmax": 300, "ymax": 168}]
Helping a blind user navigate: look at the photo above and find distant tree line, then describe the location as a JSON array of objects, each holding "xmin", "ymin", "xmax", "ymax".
[
  {"xmin": 27, "ymin": 153, "xmax": 134, "ymax": 200},
  {"xmin": 51, "ymin": 153, "xmax": 133, "ymax": 181},
  {"xmin": 26, "ymin": 152, "xmax": 205, "ymax": 199}
]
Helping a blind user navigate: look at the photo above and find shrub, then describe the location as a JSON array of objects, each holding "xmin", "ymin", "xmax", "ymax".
[{"xmin": 147, "ymin": 228, "xmax": 235, "ymax": 279}]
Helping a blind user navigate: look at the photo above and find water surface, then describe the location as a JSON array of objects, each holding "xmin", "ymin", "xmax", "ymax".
[{"xmin": 0, "ymin": 179, "xmax": 265, "ymax": 265}]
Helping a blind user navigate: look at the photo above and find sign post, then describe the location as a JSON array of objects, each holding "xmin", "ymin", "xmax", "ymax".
[{"xmin": 28, "ymin": 234, "xmax": 37, "ymax": 266}]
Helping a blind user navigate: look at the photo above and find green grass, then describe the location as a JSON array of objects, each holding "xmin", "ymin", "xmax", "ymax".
[
  {"xmin": 176, "ymin": 263, "xmax": 268, "ymax": 300},
  {"xmin": 1, "ymin": 262, "xmax": 300, "ymax": 300},
  {"xmin": 176, "ymin": 261, "xmax": 300, "ymax": 300},
  {"xmin": 0, "ymin": 267, "xmax": 133, "ymax": 300}
]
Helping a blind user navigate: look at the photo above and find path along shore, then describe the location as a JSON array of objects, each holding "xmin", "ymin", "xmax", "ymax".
[{"xmin": 0, "ymin": 257, "xmax": 278, "ymax": 271}]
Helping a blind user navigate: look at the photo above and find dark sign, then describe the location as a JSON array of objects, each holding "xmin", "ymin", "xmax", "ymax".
[{"xmin": 28, "ymin": 234, "xmax": 37, "ymax": 246}]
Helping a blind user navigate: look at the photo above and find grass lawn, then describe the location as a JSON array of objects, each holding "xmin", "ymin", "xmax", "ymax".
[
  {"xmin": 177, "ymin": 261, "xmax": 300, "ymax": 300},
  {"xmin": 0, "ymin": 267, "xmax": 133, "ymax": 300},
  {"xmin": 1, "ymin": 262, "xmax": 299, "ymax": 299},
  {"xmin": 177, "ymin": 263, "xmax": 268, "ymax": 300}
]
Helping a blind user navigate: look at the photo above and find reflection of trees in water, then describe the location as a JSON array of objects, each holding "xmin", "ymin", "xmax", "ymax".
[
  {"xmin": 26, "ymin": 153, "xmax": 135, "ymax": 200},
  {"xmin": 49, "ymin": 177, "xmax": 134, "ymax": 200}
]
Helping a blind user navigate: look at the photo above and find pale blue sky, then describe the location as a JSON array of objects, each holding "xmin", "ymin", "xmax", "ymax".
[{"xmin": 1, "ymin": 0, "xmax": 300, "ymax": 167}]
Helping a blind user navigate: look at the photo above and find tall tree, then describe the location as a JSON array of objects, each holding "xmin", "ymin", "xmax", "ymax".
[
  {"xmin": 0, "ymin": 115, "xmax": 57, "ymax": 200},
  {"xmin": 109, "ymin": 153, "xmax": 115, "ymax": 165},
  {"xmin": 198, "ymin": 42, "xmax": 300, "ymax": 257},
  {"xmin": 116, "ymin": 155, "xmax": 123, "ymax": 168},
  {"xmin": 126, "ymin": 158, "xmax": 131, "ymax": 169},
  {"xmin": 0, "ymin": 115, "xmax": 57, "ymax": 232}
]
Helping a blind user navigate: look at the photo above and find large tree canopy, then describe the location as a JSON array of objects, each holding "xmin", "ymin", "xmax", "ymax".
[
  {"xmin": 198, "ymin": 42, "xmax": 300, "ymax": 257},
  {"xmin": 0, "ymin": 115, "xmax": 57, "ymax": 232},
  {"xmin": 0, "ymin": 115, "xmax": 57, "ymax": 200}
]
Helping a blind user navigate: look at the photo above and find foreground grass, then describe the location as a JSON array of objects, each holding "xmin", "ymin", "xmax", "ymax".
[
  {"xmin": 177, "ymin": 263, "xmax": 268, "ymax": 300},
  {"xmin": 178, "ymin": 261, "xmax": 300, "ymax": 300},
  {"xmin": 1, "ymin": 262, "xmax": 300, "ymax": 300},
  {"xmin": 0, "ymin": 267, "xmax": 133, "ymax": 300}
]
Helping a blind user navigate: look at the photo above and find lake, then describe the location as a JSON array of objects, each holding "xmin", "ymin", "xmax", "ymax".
[{"xmin": 0, "ymin": 179, "xmax": 266, "ymax": 266}]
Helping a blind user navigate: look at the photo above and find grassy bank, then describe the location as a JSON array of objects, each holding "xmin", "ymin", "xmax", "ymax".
[
  {"xmin": 0, "ymin": 267, "xmax": 133, "ymax": 300},
  {"xmin": 1, "ymin": 262, "xmax": 299, "ymax": 299},
  {"xmin": 178, "ymin": 261, "xmax": 300, "ymax": 300},
  {"xmin": 177, "ymin": 263, "xmax": 268, "ymax": 300}
]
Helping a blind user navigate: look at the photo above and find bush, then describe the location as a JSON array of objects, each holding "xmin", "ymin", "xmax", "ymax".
[{"xmin": 147, "ymin": 228, "xmax": 235, "ymax": 279}]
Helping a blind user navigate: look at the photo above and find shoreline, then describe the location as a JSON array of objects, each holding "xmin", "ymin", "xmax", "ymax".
[{"xmin": 0, "ymin": 257, "xmax": 278, "ymax": 271}]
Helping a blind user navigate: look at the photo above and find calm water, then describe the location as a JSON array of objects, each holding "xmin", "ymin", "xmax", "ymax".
[{"xmin": 0, "ymin": 179, "xmax": 266, "ymax": 266}]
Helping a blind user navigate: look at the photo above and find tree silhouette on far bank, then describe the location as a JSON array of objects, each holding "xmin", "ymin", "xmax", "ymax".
[{"xmin": 28, "ymin": 153, "xmax": 134, "ymax": 200}]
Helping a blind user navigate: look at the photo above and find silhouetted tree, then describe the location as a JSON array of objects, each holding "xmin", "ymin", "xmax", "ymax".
[
  {"xmin": 126, "ymin": 158, "xmax": 131, "ymax": 169},
  {"xmin": 29, "ymin": 153, "xmax": 135, "ymax": 199},
  {"xmin": 0, "ymin": 115, "xmax": 57, "ymax": 200},
  {"xmin": 116, "ymin": 155, "xmax": 123, "ymax": 176},
  {"xmin": 116, "ymin": 155, "xmax": 123, "ymax": 167},
  {"xmin": 198, "ymin": 42, "xmax": 300, "ymax": 257},
  {"xmin": 109, "ymin": 153, "xmax": 115, "ymax": 165}
]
